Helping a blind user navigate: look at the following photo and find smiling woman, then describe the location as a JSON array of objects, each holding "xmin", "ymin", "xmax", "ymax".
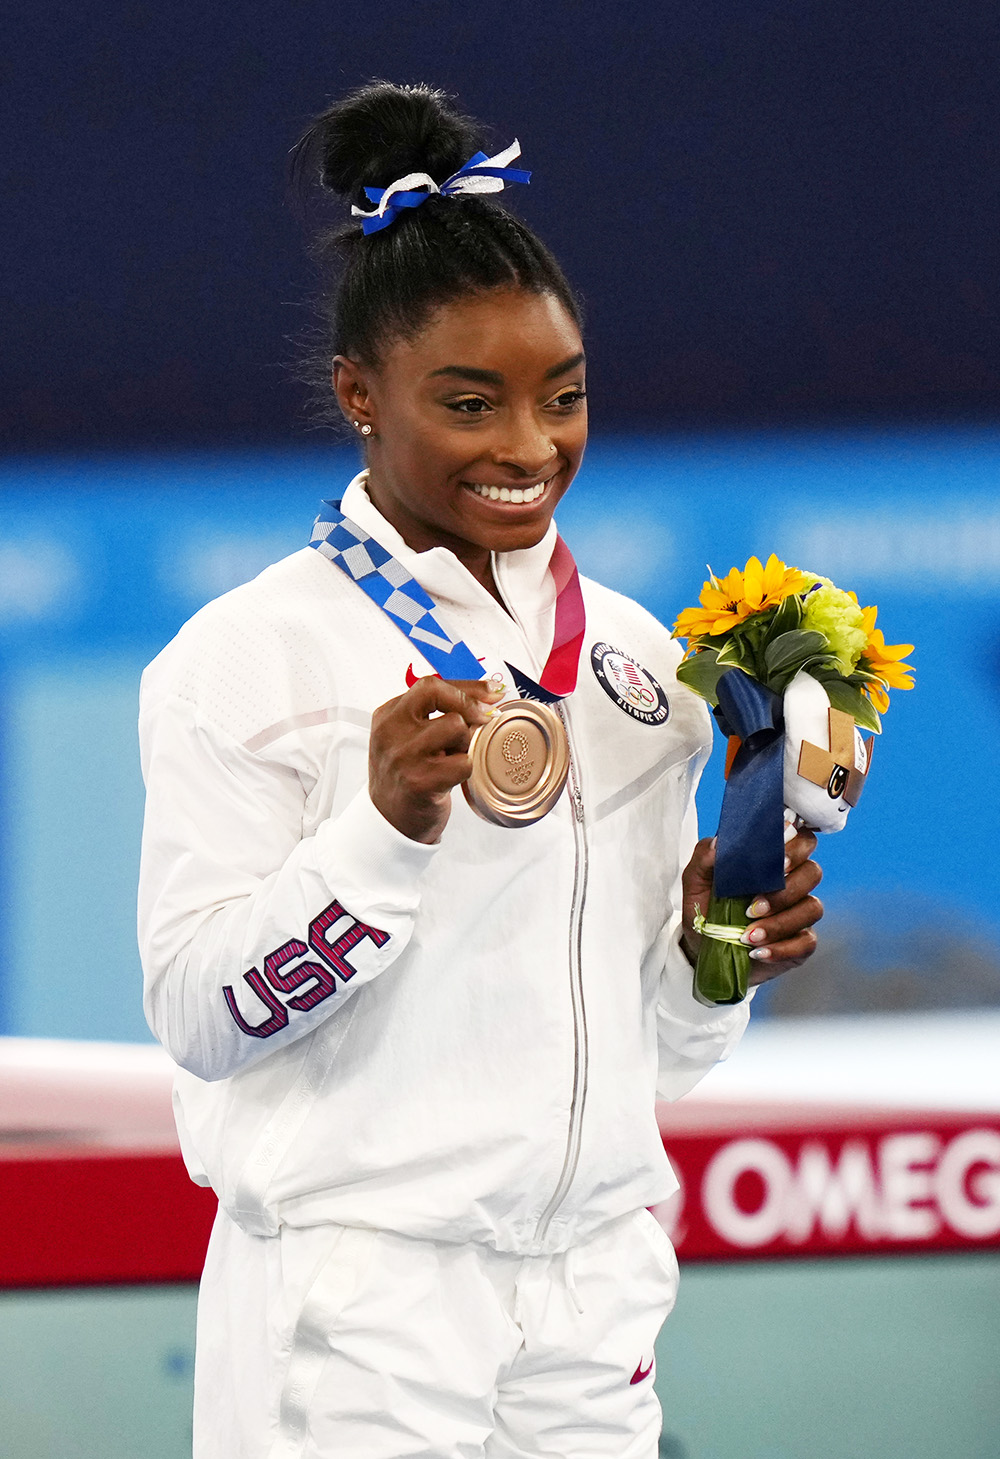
[
  {"xmin": 334, "ymin": 288, "xmax": 587, "ymax": 589},
  {"xmin": 137, "ymin": 80, "xmax": 823, "ymax": 1459},
  {"xmin": 294, "ymin": 82, "xmax": 588, "ymax": 595}
]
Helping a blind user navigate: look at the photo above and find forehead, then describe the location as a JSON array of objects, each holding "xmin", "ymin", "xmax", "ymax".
[{"xmin": 385, "ymin": 288, "xmax": 584, "ymax": 381}]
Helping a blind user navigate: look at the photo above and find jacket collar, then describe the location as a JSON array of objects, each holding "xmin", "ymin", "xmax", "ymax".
[{"xmin": 340, "ymin": 471, "xmax": 558, "ymax": 622}]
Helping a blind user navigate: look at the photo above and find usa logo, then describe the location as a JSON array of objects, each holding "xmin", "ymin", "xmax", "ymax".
[{"xmin": 591, "ymin": 642, "xmax": 669, "ymax": 725}]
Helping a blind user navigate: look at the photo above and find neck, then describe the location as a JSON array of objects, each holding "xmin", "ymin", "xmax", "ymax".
[
  {"xmin": 471, "ymin": 552, "xmax": 506, "ymax": 608},
  {"xmin": 433, "ymin": 537, "xmax": 509, "ymax": 610},
  {"xmin": 362, "ymin": 475, "xmax": 509, "ymax": 609}
]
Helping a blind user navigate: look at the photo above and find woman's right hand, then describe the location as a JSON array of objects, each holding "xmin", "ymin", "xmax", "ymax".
[{"xmin": 369, "ymin": 677, "xmax": 504, "ymax": 843}]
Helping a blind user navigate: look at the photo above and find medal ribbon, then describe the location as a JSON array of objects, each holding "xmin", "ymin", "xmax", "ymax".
[{"xmin": 310, "ymin": 501, "xmax": 586, "ymax": 698}]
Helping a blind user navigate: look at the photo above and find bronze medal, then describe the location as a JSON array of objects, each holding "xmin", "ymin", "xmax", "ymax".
[{"xmin": 463, "ymin": 700, "xmax": 570, "ymax": 827}]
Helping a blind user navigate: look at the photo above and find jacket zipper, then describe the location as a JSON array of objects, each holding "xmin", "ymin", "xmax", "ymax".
[
  {"xmin": 535, "ymin": 701, "xmax": 590, "ymax": 1244},
  {"xmin": 488, "ymin": 558, "xmax": 591, "ymax": 1245}
]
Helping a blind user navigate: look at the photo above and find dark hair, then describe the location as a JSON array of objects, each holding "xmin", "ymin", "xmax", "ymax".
[{"xmin": 292, "ymin": 82, "xmax": 582, "ymax": 422}]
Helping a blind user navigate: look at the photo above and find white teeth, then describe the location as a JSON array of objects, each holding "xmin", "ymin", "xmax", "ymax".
[{"xmin": 467, "ymin": 476, "xmax": 553, "ymax": 501}]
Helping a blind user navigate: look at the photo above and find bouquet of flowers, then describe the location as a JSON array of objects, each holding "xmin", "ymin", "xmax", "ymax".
[{"xmin": 672, "ymin": 554, "xmax": 914, "ymax": 1004}]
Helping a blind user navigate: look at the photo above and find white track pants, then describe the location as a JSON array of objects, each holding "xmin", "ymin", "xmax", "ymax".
[{"xmin": 193, "ymin": 1206, "xmax": 680, "ymax": 1459}]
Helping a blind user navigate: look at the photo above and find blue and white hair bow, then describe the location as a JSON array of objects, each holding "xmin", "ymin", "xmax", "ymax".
[{"xmin": 352, "ymin": 140, "xmax": 531, "ymax": 236}]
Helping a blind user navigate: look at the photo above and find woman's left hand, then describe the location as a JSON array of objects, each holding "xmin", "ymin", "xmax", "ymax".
[{"xmin": 680, "ymin": 831, "xmax": 824, "ymax": 984}]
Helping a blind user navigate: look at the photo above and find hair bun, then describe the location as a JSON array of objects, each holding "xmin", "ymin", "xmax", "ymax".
[{"xmin": 302, "ymin": 82, "xmax": 484, "ymax": 206}]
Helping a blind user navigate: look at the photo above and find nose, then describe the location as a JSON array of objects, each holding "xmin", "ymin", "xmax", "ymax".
[{"xmin": 492, "ymin": 410, "xmax": 558, "ymax": 477}]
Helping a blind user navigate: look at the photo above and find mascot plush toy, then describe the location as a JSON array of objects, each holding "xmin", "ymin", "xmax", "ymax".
[{"xmin": 783, "ymin": 669, "xmax": 873, "ymax": 833}]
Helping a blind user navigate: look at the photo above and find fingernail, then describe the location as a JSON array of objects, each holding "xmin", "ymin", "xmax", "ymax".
[
  {"xmin": 487, "ymin": 684, "xmax": 505, "ymax": 697},
  {"xmin": 741, "ymin": 925, "xmax": 768, "ymax": 945},
  {"xmin": 783, "ymin": 821, "xmax": 798, "ymax": 844},
  {"xmin": 746, "ymin": 899, "xmax": 769, "ymax": 919},
  {"xmin": 784, "ymin": 856, "xmax": 791, "ymax": 874},
  {"xmin": 749, "ymin": 946, "xmax": 772, "ymax": 961}
]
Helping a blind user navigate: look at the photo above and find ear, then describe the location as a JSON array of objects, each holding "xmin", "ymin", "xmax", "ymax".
[{"xmin": 332, "ymin": 356, "xmax": 376, "ymax": 433}]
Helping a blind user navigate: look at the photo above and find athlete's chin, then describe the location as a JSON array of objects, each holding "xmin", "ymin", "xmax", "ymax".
[
  {"xmin": 458, "ymin": 482, "xmax": 570, "ymax": 554},
  {"xmin": 477, "ymin": 516, "xmax": 556, "ymax": 555}
]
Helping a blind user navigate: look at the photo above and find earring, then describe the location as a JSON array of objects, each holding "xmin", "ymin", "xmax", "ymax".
[{"xmin": 353, "ymin": 420, "xmax": 373, "ymax": 437}]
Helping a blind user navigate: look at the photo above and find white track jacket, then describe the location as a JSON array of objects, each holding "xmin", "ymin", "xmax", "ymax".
[{"xmin": 138, "ymin": 476, "xmax": 750, "ymax": 1254}]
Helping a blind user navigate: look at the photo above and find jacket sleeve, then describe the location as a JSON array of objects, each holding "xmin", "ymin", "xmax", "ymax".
[
  {"xmin": 138, "ymin": 687, "xmax": 438, "ymax": 1082},
  {"xmin": 651, "ymin": 797, "xmax": 753, "ymax": 1102}
]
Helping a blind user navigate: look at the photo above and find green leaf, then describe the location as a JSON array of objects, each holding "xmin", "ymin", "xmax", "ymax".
[
  {"xmin": 763, "ymin": 629, "xmax": 828, "ymax": 679},
  {"xmin": 768, "ymin": 592, "xmax": 803, "ymax": 637},
  {"xmin": 694, "ymin": 894, "xmax": 750, "ymax": 1004},
  {"xmin": 798, "ymin": 653, "xmax": 841, "ymax": 677},
  {"xmin": 696, "ymin": 632, "xmax": 732, "ymax": 653},
  {"xmin": 769, "ymin": 657, "xmax": 836, "ymax": 696},
  {"xmin": 716, "ymin": 636, "xmax": 753, "ymax": 670},
  {"xmin": 676, "ymin": 651, "xmax": 727, "ymax": 705},
  {"xmin": 740, "ymin": 608, "xmax": 777, "ymax": 644},
  {"xmin": 818, "ymin": 675, "xmax": 883, "ymax": 734}
]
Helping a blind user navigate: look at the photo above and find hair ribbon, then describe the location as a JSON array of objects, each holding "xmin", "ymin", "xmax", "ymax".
[{"xmin": 352, "ymin": 140, "xmax": 531, "ymax": 235}]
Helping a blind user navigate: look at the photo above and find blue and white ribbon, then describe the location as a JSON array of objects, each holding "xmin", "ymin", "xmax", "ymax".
[
  {"xmin": 352, "ymin": 141, "xmax": 531, "ymax": 236},
  {"xmin": 310, "ymin": 502, "xmax": 485, "ymax": 679}
]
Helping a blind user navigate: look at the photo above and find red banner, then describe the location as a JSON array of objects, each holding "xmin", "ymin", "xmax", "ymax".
[
  {"xmin": 656, "ymin": 1103, "xmax": 1000, "ymax": 1260},
  {"xmin": 4, "ymin": 1104, "xmax": 1000, "ymax": 1287},
  {"xmin": 0, "ymin": 1148, "xmax": 217, "ymax": 1288}
]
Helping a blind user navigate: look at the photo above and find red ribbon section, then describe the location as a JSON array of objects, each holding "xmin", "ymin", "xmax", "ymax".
[{"xmin": 538, "ymin": 535, "xmax": 586, "ymax": 697}]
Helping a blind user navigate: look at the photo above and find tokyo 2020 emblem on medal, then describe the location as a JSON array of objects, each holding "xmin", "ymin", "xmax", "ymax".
[
  {"xmin": 464, "ymin": 700, "xmax": 570, "ymax": 828},
  {"xmin": 591, "ymin": 642, "xmax": 670, "ymax": 725}
]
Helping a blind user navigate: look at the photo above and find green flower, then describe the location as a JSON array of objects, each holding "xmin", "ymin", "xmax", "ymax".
[{"xmin": 800, "ymin": 575, "xmax": 867, "ymax": 675}]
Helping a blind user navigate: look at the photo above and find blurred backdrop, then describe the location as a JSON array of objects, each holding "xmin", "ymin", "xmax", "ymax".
[
  {"xmin": 6, "ymin": 1, "xmax": 1000, "ymax": 444},
  {"xmin": 5, "ymin": 6, "xmax": 1000, "ymax": 1459},
  {"xmin": 1, "ymin": 433, "xmax": 998, "ymax": 1042}
]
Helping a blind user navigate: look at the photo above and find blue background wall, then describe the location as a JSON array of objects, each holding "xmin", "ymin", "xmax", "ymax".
[{"xmin": 1, "ymin": 431, "xmax": 995, "ymax": 1041}]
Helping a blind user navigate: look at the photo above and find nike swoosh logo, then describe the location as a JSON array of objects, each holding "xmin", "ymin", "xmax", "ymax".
[{"xmin": 630, "ymin": 1358, "xmax": 654, "ymax": 1385}]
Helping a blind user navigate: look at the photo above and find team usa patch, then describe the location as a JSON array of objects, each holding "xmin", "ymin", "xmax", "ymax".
[{"xmin": 590, "ymin": 643, "xmax": 670, "ymax": 725}]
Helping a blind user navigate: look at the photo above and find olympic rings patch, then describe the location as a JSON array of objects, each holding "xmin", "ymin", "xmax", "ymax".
[{"xmin": 590, "ymin": 643, "xmax": 670, "ymax": 725}]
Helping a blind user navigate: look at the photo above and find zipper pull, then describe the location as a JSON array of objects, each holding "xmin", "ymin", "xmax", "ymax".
[{"xmin": 557, "ymin": 701, "xmax": 585, "ymax": 822}]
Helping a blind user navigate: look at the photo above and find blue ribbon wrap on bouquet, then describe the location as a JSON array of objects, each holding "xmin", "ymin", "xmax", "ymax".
[{"xmin": 712, "ymin": 669, "xmax": 787, "ymax": 899}]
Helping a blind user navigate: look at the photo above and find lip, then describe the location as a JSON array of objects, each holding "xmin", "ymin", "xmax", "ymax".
[{"xmin": 460, "ymin": 470, "xmax": 560, "ymax": 506}]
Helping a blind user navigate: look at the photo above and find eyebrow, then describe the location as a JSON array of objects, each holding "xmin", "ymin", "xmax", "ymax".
[
  {"xmin": 427, "ymin": 365, "xmax": 504, "ymax": 385},
  {"xmin": 545, "ymin": 351, "xmax": 586, "ymax": 380},
  {"xmin": 425, "ymin": 352, "xmax": 586, "ymax": 387}
]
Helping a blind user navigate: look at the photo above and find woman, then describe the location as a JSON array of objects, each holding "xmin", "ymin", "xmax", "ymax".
[{"xmin": 138, "ymin": 82, "xmax": 822, "ymax": 1459}]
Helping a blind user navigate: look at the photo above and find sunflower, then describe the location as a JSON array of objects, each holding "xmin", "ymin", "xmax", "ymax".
[
  {"xmin": 857, "ymin": 605, "xmax": 915, "ymax": 712},
  {"xmin": 745, "ymin": 553, "xmax": 815, "ymax": 610},
  {"xmin": 672, "ymin": 554, "xmax": 812, "ymax": 640}
]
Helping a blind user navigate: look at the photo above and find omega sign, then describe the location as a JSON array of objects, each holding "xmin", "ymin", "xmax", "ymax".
[{"xmin": 658, "ymin": 1121, "xmax": 1000, "ymax": 1259}]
